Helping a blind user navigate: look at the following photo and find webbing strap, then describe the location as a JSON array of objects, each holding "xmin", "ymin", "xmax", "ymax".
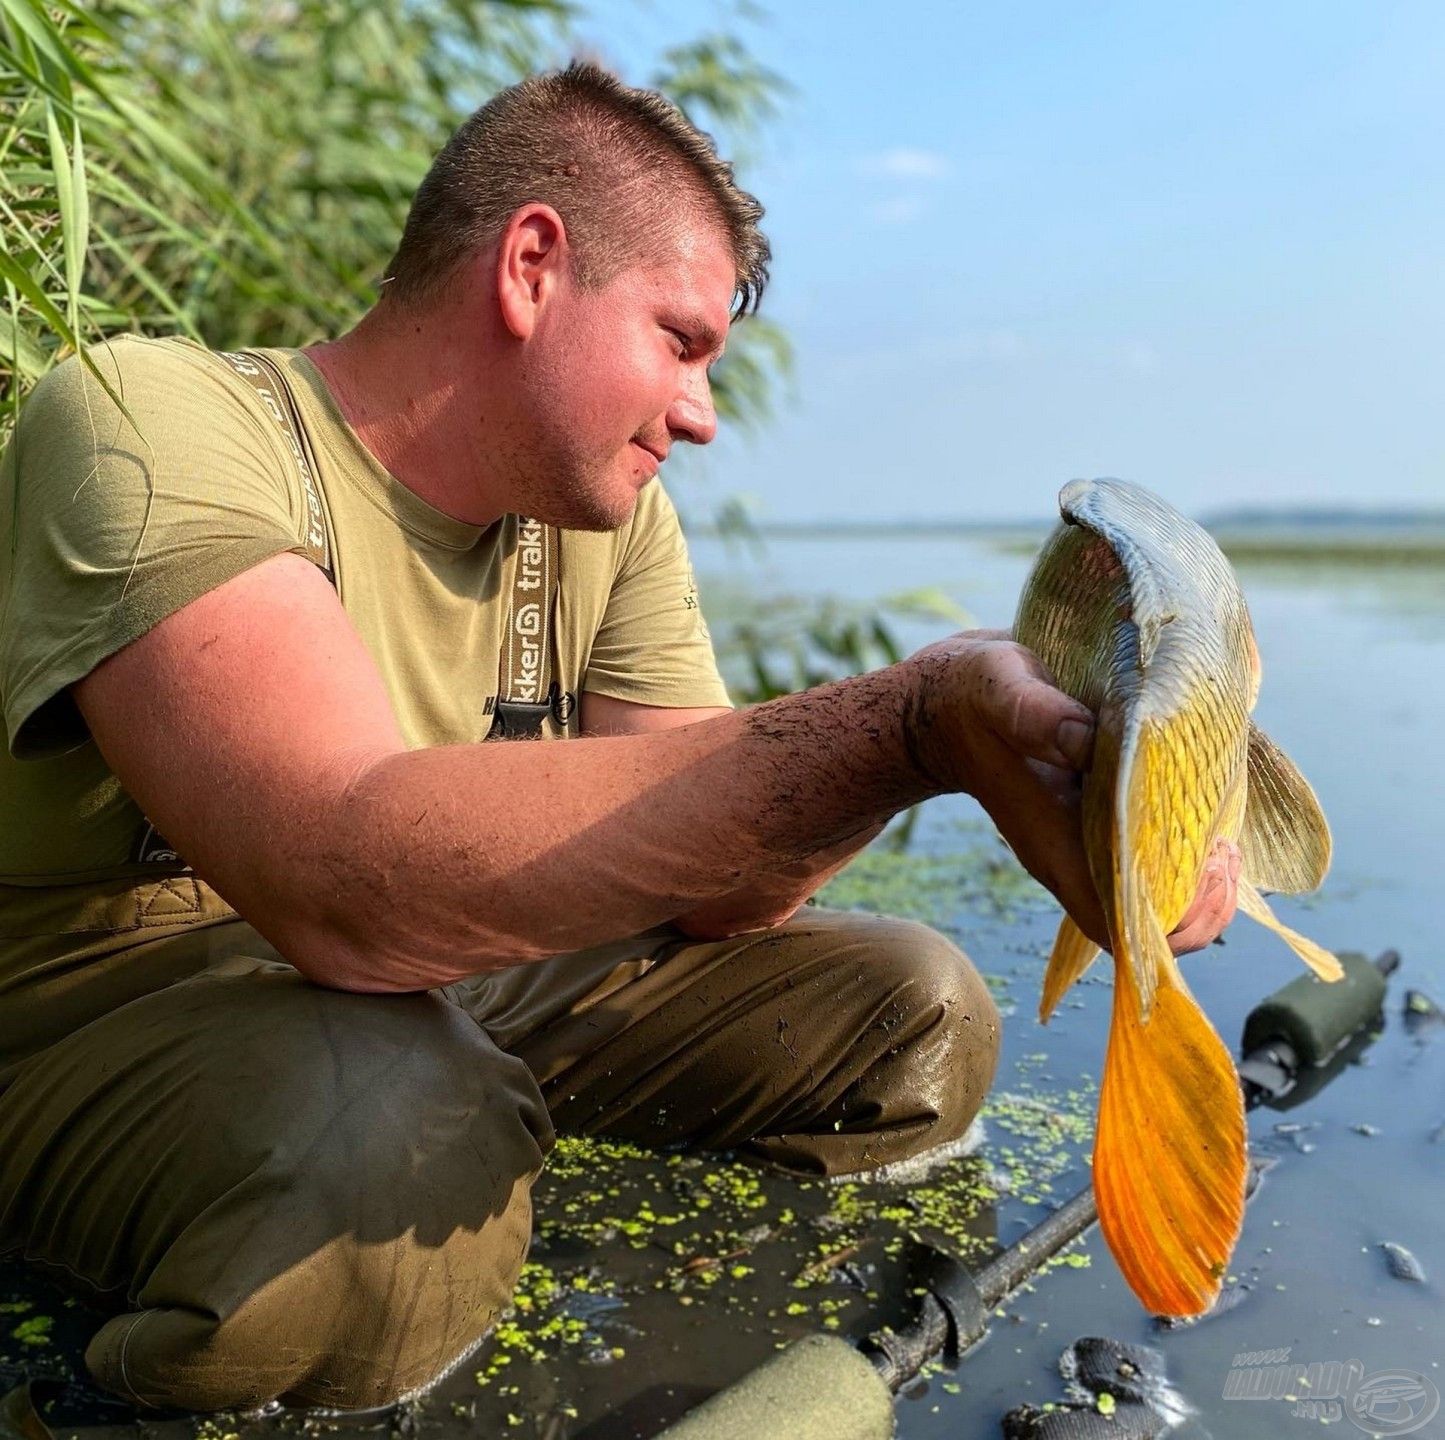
[
  {"xmin": 221, "ymin": 351, "xmax": 567, "ymax": 736},
  {"xmin": 489, "ymin": 516, "xmax": 568, "ymax": 739},
  {"xmin": 216, "ymin": 349, "xmax": 333, "ymax": 576},
  {"xmin": 130, "ymin": 347, "xmax": 331, "ymax": 867}
]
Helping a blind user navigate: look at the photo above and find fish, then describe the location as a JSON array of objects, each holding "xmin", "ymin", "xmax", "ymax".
[{"xmin": 1013, "ymin": 478, "xmax": 1339, "ymax": 1317}]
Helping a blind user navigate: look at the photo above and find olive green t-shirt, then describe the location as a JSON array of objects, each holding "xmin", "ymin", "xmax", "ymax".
[{"xmin": 0, "ymin": 335, "xmax": 728, "ymax": 971}]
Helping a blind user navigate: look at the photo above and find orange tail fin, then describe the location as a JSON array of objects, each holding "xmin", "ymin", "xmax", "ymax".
[{"xmin": 1093, "ymin": 966, "xmax": 1247, "ymax": 1316}]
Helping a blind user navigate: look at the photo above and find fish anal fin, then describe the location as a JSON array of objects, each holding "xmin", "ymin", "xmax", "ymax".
[
  {"xmin": 1242, "ymin": 724, "xmax": 1332, "ymax": 894},
  {"xmin": 1237, "ymin": 877, "xmax": 1344, "ymax": 981},
  {"xmin": 1094, "ymin": 967, "xmax": 1247, "ymax": 1317},
  {"xmin": 1039, "ymin": 917, "xmax": 1102, "ymax": 1024}
]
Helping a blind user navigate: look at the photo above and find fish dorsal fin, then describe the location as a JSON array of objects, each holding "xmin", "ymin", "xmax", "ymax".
[{"xmin": 1241, "ymin": 724, "xmax": 1332, "ymax": 894}]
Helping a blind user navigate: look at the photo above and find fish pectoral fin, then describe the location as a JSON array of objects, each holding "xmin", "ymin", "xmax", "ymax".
[
  {"xmin": 1241, "ymin": 724, "xmax": 1332, "ymax": 893},
  {"xmin": 1039, "ymin": 917, "xmax": 1101, "ymax": 1024},
  {"xmin": 1236, "ymin": 876, "xmax": 1344, "ymax": 981},
  {"xmin": 1094, "ymin": 968, "xmax": 1247, "ymax": 1318}
]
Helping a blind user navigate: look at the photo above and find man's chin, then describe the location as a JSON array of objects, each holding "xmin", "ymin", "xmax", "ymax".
[{"xmin": 538, "ymin": 480, "xmax": 646, "ymax": 533}]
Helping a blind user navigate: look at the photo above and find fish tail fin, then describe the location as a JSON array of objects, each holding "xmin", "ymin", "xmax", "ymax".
[
  {"xmin": 1039, "ymin": 917, "xmax": 1102, "ymax": 1024},
  {"xmin": 1236, "ymin": 877, "xmax": 1344, "ymax": 981},
  {"xmin": 1094, "ymin": 953, "xmax": 1248, "ymax": 1317}
]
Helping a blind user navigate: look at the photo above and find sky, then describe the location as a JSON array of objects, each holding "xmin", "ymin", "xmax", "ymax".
[{"xmin": 574, "ymin": 0, "xmax": 1445, "ymax": 523}]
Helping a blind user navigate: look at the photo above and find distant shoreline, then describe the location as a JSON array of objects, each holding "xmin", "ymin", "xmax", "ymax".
[{"xmin": 696, "ymin": 512, "xmax": 1445, "ymax": 559}]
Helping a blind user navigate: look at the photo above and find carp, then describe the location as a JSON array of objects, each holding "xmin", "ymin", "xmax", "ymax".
[{"xmin": 1013, "ymin": 478, "xmax": 1339, "ymax": 1316}]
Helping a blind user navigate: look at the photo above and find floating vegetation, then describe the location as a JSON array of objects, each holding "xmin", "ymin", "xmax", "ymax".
[
  {"xmin": 467, "ymin": 1052, "xmax": 1099, "ymax": 1422},
  {"xmin": 459, "ymin": 834, "xmax": 1100, "ymax": 1426},
  {"xmin": 820, "ymin": 833, "xmax": 1049, "ymax": 928},
  {"xmin": 8, "ymin": 1315, "xmax": 51, "ymax": 1348}
]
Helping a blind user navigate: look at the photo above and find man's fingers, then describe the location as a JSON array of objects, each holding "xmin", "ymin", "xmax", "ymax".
[
  {"xmin": 987, "ymin": 662, "xmax": 1096, "ymax": 771},
  {"xmin": 990, "ymin": 760, "xmax": 1110, "ymax": 951}
]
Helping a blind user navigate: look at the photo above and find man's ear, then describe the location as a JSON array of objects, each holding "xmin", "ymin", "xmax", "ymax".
[{"xmin": 496, "ymin": 204, "xmax": 569, "ymax": 342}]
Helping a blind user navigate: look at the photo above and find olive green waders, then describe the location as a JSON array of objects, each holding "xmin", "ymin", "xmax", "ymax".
[{"xmin": 0, "ymin": 895, "xmax": 999, "ymax": 1412}]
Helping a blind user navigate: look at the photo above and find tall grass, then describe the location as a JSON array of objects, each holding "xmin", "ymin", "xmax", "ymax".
[{"xmin": 0, "ymin": 0, "xmax": 790, "ymax": 439}]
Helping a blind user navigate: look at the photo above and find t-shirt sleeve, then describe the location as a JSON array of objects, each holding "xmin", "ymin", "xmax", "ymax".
[
  {"xmin": 0, "ymin": 339, "xmax": 311, "ymax": 759},
  {"xmin": 582, "ymin": 481, "xmax": 731, "ymax": 709}
]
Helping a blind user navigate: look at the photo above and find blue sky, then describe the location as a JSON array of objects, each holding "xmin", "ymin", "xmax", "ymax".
[{"xmin": 575, "ymin": 1, "xmax": 1444, "ymax": 522}]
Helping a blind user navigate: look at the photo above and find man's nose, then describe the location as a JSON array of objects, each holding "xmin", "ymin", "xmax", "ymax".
[{"xmin": 667, "ymin": 368, "xmax": 718, "ymax": 446}]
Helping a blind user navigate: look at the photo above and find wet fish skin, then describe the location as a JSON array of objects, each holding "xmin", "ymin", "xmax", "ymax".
[{"xmin": 1014, "ymin": 479, "xmax": 1338, "ymax": 1318}]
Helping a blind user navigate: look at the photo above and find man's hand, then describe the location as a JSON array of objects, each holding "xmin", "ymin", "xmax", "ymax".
[
  {"xmin": 1167, "ymin": 837, "xmax": 1241, "ymax": 954},
  {"xmin": 903, "ymin": 630, "xmax": 1238, "ymax": 956}
]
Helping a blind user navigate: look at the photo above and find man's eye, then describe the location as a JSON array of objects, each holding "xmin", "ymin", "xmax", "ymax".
[{"xmin": 665, "ymin": 328, "xmax": 689, "ymax": 357}]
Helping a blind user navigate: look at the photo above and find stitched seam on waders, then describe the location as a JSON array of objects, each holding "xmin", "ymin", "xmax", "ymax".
[
  {"xmin": 132, "ymin": 877, "xmax": 207, "ymax": 927},
  {"xmin": 115, "ymin": 1308, "xmax": 154, "ymax": 1406}
]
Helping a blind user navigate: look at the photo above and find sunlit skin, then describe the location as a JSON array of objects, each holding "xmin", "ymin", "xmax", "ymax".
[
  {"xmin": 304, "ymin": 214, "xmax": 1239, "ymax": 949},
  {"xmin": 303, "ymin": 204, "xmax": 733, "ymax": 533}
]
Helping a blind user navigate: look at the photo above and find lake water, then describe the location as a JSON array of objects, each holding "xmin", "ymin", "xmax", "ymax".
[{"xmin": 689, "ymin": 529, "xmax": 1445, "ymax": 1439}]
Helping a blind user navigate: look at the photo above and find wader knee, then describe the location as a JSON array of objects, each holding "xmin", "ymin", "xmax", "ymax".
[
  {"xmin": 0, "ymin": 961, "xmax": 551, "ymax": 1412},
  {"xmin": 860, "ymin": 916, "xmax": 1002, "ymax": 1148},
  {"xmin": 744, "ymin": 912, "xmax": 1001, "ymax": 1176}
]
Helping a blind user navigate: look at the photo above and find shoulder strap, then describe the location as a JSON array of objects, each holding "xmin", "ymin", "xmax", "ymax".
[
  {"xmin": 215, "ymin": 348, "xmax": 333, "ymax": 578},
  {"xmin": 128, "ymin": 348, "xmax": 335, "ymax": 869},
  {"xmin": 489, "ymin": 516, "xmax": 568, "ymax": 739}
]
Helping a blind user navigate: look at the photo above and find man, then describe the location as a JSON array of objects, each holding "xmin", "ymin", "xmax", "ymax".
[{"xmin": 0, "ymin": 63, "xmax": 1237, "ymax": 1412}]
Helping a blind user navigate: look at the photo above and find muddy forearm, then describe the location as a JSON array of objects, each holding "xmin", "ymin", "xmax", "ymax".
[
  {"xmin": 293, "ymin": 663, "xmax": 938, "ymax": 990},
  {"xmin": 670, "ymin": 819, "xmax": 888, "ymax": 940}
]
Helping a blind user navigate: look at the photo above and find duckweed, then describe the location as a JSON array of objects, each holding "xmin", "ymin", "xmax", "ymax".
[{"xmin": 10, "ymin": 1314, "xmax": 53, "ymax": 1346}]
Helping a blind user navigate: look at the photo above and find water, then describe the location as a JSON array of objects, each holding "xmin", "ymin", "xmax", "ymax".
[{"xmin": 690, "ymin": 529, "xmax": 1445, "ymax": 1438}]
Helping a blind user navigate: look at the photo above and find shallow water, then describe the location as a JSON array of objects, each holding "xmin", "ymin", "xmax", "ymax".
[{"xmin": 2, "ymin": 532, "xmax": 1440, "ymax": 1439}]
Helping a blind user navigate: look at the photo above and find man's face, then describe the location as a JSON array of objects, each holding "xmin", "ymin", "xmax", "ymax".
[{"xmin": 503, "ymin": 219, "xmax": 735, "ymax": 531}]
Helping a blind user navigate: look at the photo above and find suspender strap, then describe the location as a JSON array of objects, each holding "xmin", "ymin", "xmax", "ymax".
[
  {"xmin": 489, "ymin": 516, "xmax": 568, "ymax": 740},
  {"xmin": 129, "ymin": 348, "xmax": 333, "ymax": 868},
  {"xmin": 216, "ymin": 349, "xmax": 334, "ymax": 578},
  {"xmin": 220, "ymin": 353, "xmax": 566, "ymax": 738}
]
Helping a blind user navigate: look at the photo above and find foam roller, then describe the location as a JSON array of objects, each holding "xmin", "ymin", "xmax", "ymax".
[
  {"xmin": 1240, "ymin": 950, "xmax": 1389, "ymax": 1068},
  {"xmin": 655, "ymin": 1334, "xmax": 895, "ymax": 1440}
]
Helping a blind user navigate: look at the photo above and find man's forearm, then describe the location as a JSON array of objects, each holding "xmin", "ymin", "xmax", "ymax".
[
  {"xmin": 289, "ymin": 663, "xmax": 938, "ymax": 990},
  {"xmin": 670, "ymin": 818, "xmax": 887, "ymax": 940}
]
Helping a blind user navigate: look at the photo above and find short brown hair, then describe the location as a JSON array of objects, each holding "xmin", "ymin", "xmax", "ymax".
[{"xmin": 383, "ymin": 61, "xmax": 770, "ymax": 316}]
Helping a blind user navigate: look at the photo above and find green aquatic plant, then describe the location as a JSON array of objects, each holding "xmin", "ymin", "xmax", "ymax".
[
  {"xmin": 0, "ymin": 0, "xmax": 790, "ymax": 439},
  {"xmin": 820, "ymin": 832, "xmax": 1050, "ymax": 926}
]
